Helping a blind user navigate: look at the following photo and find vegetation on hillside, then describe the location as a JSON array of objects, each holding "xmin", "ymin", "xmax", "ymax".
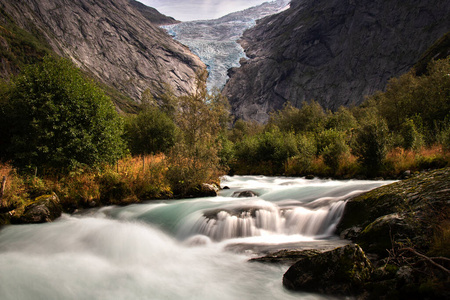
[
  {"xmin": 0, "ymin": 59, "xmax": 228, "ymax": 217},
  {"xmin": 225, "ymin": 58, "xmax": 450, "ymax": 177},
  {"xmin": 0, "ymin": 44, "xmax": 448, "ymax": 220},
  {"xmin": 0, "ymin": 57, "xmax": 126, "ymax": 173}
]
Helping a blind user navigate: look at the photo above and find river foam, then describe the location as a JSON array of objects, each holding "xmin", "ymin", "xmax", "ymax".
[{"xmin": 0, "ymin": 176, "xmax": 393, "ymax": 300}]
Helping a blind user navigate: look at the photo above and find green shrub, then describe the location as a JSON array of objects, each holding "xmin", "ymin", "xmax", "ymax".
[
  {"xmin": 352, "ymin": 116, "xmax": 390, "ymax": 176},
  {"xmin": 0, "ymin": 56, "xmax": 125, "ymax": 173},
  {"xmin": 400, "ymin": 119, "xmax": 424, "ymax": 150},
  {"xmin": 124, "ymin": 106, "xmax": 176, "ymax": 155}
]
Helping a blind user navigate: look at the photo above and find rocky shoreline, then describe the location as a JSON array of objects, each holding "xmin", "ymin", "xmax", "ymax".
[
  {"xmin": 253, "ymin": 168, "xmax": 450, "ymax": 299},
  {"xmin": 2, "ymin": 168, "xmax": 449, "ymax": 298}
]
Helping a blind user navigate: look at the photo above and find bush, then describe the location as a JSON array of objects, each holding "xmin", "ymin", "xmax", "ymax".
[
  {"xmin": 0, "ymin": 56, "xmax": 125, "ymax": 173},
  {"xmin": 400, "ymin": 119, "xmax": 424, "ymax": 150},
  {"xmin": 124, "ymin": 106, "xmax": 176, "ymax": 155},
  {"xmin": 270, "ymin": 100, "xmax": 326, "ymax": 133},
  {"xmin": 352, "ymin": 116, "xmax": 390, "ymax": 176}
]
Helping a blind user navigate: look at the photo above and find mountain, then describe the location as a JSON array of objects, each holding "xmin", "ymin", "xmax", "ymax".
[
  {"xmin": 223, "ymin": 0, "xmax": 450, "ymax": 123},
  {"xmin": 0, "ymin": 0, "xmax": 205, "ymax": 111},
  {"xmin": 128, "ymin": 0, "xmax": 178, "ymax": 26},
  {"xmin": 163, "ymin": 0, "xmax": 290, "ymax": 90}
]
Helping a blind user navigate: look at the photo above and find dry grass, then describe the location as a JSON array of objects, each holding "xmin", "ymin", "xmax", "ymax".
[
  {"xmin": 0, "ymin": 162, "xmax": 27, "ymax": 208},
  {"xmin": 385, "ymin": 145, "xmax": 449, "ymax": 176}
]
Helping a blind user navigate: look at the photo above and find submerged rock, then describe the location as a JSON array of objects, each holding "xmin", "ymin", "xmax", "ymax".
[
  {"xmin": 11, "ymin": 193, "xmax": 62, "ymax": 224},
  {"xmin": 283, "ymin": 244, "xmax": 373, "ymax": 296},
  {"xmin": 250, "ymin": 249, "xmax": 322, "ymax": 265},
  {"xmin": 232, "ymin": 190, "xmax": 259, "ymax": 197}
]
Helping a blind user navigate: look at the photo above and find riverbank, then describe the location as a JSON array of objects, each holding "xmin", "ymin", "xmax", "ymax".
[
  {"xmin": 0, "ymin": 156, "xmax": 221, "ymax": 225},
  {"xmin": 273, "ymin": 167, "xmax": 450, "ymax": 299}
]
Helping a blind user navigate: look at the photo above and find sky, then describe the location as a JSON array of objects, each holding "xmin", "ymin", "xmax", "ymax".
[{"xmin": 137, "ymin": 0, "xmax": 275, "ymax": 21}]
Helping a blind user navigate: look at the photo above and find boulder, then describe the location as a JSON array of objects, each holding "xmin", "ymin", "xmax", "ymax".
[
  {"xmin": 199, "ymin": 183, "xmax": 219, "ymax": 197},
  {"xmin": 356, "ymin": 213, "xmax": 415, "ymax": 257},
  {"xmin": 12, "ymin": 193, "xmax": 62, "ymax": 224},
  {"xmin": 232, "ymin": 190, "xmax": 259, "ymax": 197},
  {"xmin": 250, "ymin": 249, "xmax": 322, "ymax": 265},
  {"xmin": 283, "ymin": 244, "xmax": 373, "ymax": 296}
]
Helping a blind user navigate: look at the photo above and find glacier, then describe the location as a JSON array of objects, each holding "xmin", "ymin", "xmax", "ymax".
[{"xmin": 162, "ymin": 0, "xmax": 291, "ymax": 90}]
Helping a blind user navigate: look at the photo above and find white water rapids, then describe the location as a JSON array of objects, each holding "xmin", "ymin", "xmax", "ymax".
[{"xmin": 0, "ymin": 176, "xmax": 393, "ymax": 299}]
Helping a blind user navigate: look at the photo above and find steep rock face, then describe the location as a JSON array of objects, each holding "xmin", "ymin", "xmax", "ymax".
[
  {"xmin": 0, "ymin": 0, "xmax": 205, "ymax": 104},
  {"xmin": 223, "ymin": 0, "xmax": 450, "ymax": 123},
  {"xmin": 128, "ymin": 0, "xmax": 178, "ymax": 26}
]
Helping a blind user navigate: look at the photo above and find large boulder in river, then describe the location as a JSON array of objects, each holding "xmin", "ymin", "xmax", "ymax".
[
  {"xmin": 12, "ymin": 193, "xmax": 62, "ymax": 224},
  {"xmin": 283, "ymin": 244, "xmax": 373, "ymax": 296},
  {"xmin": 337, "ymin": 168, "xmax": 450, "ymax": 257}
]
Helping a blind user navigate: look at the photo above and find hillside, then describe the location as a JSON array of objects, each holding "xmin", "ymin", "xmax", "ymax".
[
  {"xmin": 223, "ymin": 0, "xmax": 450, "ymax": 123},
  {"xmin": 0, "ymin": 0, "xmax": 205, "ymax": 110}
]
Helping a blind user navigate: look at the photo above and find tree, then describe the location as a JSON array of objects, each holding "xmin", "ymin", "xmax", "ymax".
[
  {"xmin": 317, "ymin": 129, "xmax": 350, "ymax": 173},
  {"xmin": 124, "ymin": 106, "xmax": 176, "ymax": 155},
  {"xmin": 166, "ymin": 72, "xmax": 230, "ymax": 195},
  {"xmin": 352, "ymin": 115, "xmax": 390, "ymax": 176},
  {"xmin": 0, "ymin": 56, "xmax": 125, "ymax": 173},
  {"xmin": 269, "ymin": 100, "xmax": 326, "ymax": 133}
]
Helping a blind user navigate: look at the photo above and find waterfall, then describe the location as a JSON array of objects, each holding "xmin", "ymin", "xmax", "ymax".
[
  {"xmin": 178, "ymin": 199, "xmax": 347, "ymax": 241},
  {"xmin": 0, "ymin": 175, "xmax": 394, "ymax": 300}
]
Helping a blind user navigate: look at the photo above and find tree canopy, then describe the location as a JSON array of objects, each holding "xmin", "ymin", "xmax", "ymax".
[{"xmin": 0, "ymin": 56, "xmax": 125, "ymax": 173}]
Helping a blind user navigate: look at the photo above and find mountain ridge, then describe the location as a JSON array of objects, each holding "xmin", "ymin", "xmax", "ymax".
[
  {"xmin": 0, "ymin": 0, "xmax": 205, "ymax": 109},
  {"xmin": 223, "ymin": 0, "xmax": 450, "ymax": 123}
]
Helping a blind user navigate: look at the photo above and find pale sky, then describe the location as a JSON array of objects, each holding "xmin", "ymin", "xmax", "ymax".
[{"xmin": 137, "ymin": 0, "xmax": 275, "ymax": 21}]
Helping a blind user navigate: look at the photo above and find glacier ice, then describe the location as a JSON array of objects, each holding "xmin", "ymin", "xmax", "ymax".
[{"xmin": 162, "ymin": 0, "xmax": 291, "ymax": 90}]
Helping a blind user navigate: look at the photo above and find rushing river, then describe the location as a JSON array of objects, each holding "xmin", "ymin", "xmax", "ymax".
[{"xmin": 0, "ymin": 176, "xmax": 393, "ymax": 300}]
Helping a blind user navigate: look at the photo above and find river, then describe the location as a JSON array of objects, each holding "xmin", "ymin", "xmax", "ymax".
[{"xmin": 0, "ymin": 176, "xmax": 393, "ymax": 300}]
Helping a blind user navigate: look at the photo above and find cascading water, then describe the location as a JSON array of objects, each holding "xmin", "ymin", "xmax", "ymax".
[{"xmin": 0, "ymin": 176, "xmax": 394, "ymax": 300}]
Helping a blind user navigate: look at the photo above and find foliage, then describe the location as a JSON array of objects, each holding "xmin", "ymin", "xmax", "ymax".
[
  {"xmin": 166, "ymin": 73, "xmax": 229, "ymax": 196},
  {"xmin": 233, "ymin": 127, "xmax": 316, "ymax": 175},
  {"xmin": 229, "ymin": 119, "xmax": 264, "ymax": 143},
  {"xmin": 317, "ymin": 129, "xmax": 351, "ymax": 173},
  {"xmin": 399, "ymin": 118, "xmax": 424, "ymax": 150},
  {"xmin": 371, "ymin": 58, "xmax": 450, "ymax": 144},
  {"xmin": 352, "ymin": 115, "xmax": 390, "ymax": 175},
  {"xmin": 124, "ymin": 106, "xmax": 176, "ymax": 156},
  {"xmin": 325, "ymin": 106, "xmax": 357, "ymax": 132},
  {"xmin": 269, "ymin": 100, "xmax": 326, "ymax": 133},
  {"xmin": 0, "ymin": 56, "xmax": 125, "ymax": 173}
]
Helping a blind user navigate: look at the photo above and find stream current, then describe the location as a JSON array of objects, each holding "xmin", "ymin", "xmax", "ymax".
[{"xmin": 0, "ymin": 176, "xmax": 393, "ymax": 299}]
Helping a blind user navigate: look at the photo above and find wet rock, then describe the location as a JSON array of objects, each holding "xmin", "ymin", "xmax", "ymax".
[
  {"xmin": 283, "ymin": 244, "xmax": 373, "ymax": 296},
  {"xmin": 199, "ymin": 183, "xmax": 219, "ymax": 197},
  {"xmin": 305, "ymin": 175, "xmax": 315, "ymax": 180},
  {"xmin": 250, "ymin": 249, "xmax": 322, "ymax": 265},
  {"xmin": 339, "ymin": 226, "xmax": 363, "ymax": 240},
  {"xmin": 232, "ymin": 190, "xmax": 259, "ymax": 197},
  {"xmin": 356, "ymin": 213, "xmax": 415, "ymax": 256},
  {"xmin": 12, "ymin": 193, "xmax": 62, "ymax": 224}
]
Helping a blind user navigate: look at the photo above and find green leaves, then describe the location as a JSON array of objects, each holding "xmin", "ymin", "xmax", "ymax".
[{"xmin": 0, "ymin": 56, "xmax": 125, "ymax": 173}]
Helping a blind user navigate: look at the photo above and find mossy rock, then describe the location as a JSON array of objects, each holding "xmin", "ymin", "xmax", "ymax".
[
  {"xmin": 249, "ymin": 249, "xmax": 322, "ymax": 264},
  {"xmin": 11, "ymin": 193, "xmax": 62, "ymax": 224},
  {"xmin": 283, "ymin": 244, "xmax": 373, "ymax": 296},
  {"xmin": 337, "ymin": 168, "xmax": 450, "ymax": 246},
  {"xmin": 356, "ymin": 213, "xmax": 415, "ymax": 257}
]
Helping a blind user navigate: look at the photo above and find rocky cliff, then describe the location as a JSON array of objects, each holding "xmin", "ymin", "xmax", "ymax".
[
  {"xmin": 223, "ymin": 0, "xmax": 450, "ymax": 123},
  {"xmin": 0, "ymin": 0, "xmax": 205, "ymax": 108}
]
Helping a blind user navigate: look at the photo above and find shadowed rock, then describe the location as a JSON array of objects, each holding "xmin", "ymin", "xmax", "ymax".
[
  {"xmin": 283, "ymin": 244, "xmax": 373, "ymax": 296},
  {"xmin": 12, "ymin": 193, "xmax": 62, "ymax": 224}
]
